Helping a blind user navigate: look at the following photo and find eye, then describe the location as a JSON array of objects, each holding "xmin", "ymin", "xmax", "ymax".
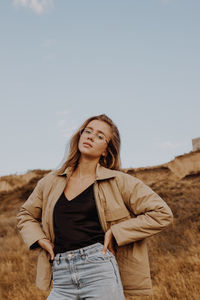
[
  {"xmin": 97, "ymin": 134, "xmax": 104, "ymax": 140},
  {"xmin": 85, "ymin": 129, "xmax": 92, "ymax": 134}
]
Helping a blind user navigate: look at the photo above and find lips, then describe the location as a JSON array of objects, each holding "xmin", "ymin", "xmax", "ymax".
[{"xmin": 83, "ymin": 142, "xmax": 92, "ymax": 148}]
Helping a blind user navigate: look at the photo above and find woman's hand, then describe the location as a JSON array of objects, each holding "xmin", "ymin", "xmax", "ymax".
[
  {"xmin": 102, "ymin": 228, "xmax": 116, "ymax": 255},
  {"xmin": 38, "ymin": 239, "xmax": 55, "ymax": 260}
]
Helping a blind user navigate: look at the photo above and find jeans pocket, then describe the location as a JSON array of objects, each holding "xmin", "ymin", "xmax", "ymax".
[
  {"xmin": 85, "ymin": 250, "xmax": 111, "ymax": 263},
  {"xmin": 107, "ymin": 249, "xmax": 116, "ymax": 258}
]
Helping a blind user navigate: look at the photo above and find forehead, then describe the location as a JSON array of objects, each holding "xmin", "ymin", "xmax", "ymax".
[{"xmin": 86, "ymin": 120, "xmax": 112, "ymax": 137}]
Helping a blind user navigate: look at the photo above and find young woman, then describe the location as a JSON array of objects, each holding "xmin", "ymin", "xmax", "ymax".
[{"xmin": 17, "ymin": 114, "xmax": 173, "ymax": 300}]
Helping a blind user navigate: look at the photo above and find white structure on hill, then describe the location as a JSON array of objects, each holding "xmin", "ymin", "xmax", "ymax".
[{"xmin": 192, "ymin": 137, "xmax": 200, "ymax": 151}]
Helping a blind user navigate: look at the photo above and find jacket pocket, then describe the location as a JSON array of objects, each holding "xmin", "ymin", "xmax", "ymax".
[
  {"xmin": 116, "ymin": 254, "xmax": 152, "ymax": 290},
  {"xmin": 105, "ymin": 208, "xmax": 130, "ymax": 223}
]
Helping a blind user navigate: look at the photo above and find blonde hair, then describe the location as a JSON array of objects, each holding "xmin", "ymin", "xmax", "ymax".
[{"xmin": 55, "ymin": 114, "xmax": 121, "ymax": 176}]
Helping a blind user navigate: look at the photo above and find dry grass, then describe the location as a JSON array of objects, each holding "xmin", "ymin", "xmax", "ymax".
[{"xmin": 0, "ymin": 168, "xmax": 200, "ymax": 300}]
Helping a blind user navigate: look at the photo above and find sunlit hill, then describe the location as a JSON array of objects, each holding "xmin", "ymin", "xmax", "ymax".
[{"xmin": 0, "ymin": 150, "xmax": 200, "ymax": 300}]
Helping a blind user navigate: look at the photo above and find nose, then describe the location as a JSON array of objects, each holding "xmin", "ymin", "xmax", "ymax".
[{"xmin": 87, "ymin": 134, "xmax": 94, "ymax": 141}]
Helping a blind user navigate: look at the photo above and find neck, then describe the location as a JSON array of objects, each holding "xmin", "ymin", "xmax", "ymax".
[{"xmin": 73, "ymin": 156, "xmax": 99, "ymax": 178}]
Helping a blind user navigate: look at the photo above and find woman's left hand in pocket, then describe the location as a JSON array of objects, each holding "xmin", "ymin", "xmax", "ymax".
[{"xmin": 102, "ymin": 228, "xmax": 115, "ymax": 255}]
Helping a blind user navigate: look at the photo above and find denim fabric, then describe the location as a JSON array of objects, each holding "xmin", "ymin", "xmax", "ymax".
[{"xmin": 47, "ymin": 242, "xmax": 125, "ymax": 300}]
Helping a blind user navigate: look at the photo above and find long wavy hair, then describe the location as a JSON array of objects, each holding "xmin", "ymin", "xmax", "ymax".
[{"xmin": 55, "ymin": 114, "xmax": 121, "ymax": 176}]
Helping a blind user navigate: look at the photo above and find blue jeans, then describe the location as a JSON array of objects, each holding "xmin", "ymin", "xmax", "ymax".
[{"xmin": 47, "ymin": 242, "xmax": 125, "ymax": 300}]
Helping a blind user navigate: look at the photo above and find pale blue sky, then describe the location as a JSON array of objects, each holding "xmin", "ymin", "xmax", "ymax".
[{"xmin": 0, "ymin": 0, "xmax": 200, "ymax": 176}]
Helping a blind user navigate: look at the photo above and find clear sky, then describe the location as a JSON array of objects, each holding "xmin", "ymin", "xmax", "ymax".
[{"xmin": 0, "ymin": 0, "xmax": 200, "ymax": 176}]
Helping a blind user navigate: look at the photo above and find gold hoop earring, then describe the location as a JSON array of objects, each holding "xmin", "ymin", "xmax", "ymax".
[{"xmin": 103, "ymin": 155, "xmax": 107, "ymax": 165}]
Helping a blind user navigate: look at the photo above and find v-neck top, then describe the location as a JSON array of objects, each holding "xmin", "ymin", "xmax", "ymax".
[{"xmin": 53, "ymin": 183, "xmax": 105, "ymax": 254}]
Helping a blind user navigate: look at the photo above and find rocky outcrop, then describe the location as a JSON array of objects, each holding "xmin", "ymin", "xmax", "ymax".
[
  {"xmin": 123, "ymin": 150, "xmax": 200, "ymax": 183},
  {"xmin": 167, "ymin": 150, "xmax": 200, "ymax": 179}
]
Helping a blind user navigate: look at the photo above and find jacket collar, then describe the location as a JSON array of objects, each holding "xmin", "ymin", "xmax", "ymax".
[{"xmin": 56, "ymin": 162, "xmax": 116, "ymax": 181}]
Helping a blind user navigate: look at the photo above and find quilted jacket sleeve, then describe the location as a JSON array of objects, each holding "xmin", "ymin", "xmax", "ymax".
[
  {"xmin": 16, "ymin": 177, "xmax": 47, "ymax": 249},
  {"xmin": 110, "ymin": 174, "xmax": 173, "ymax": 246}
]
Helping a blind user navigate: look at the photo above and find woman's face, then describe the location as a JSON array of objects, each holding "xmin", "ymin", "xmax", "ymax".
[{"xmin": 78, "ymin": 119, "xmax": 112, "ymax": 160}]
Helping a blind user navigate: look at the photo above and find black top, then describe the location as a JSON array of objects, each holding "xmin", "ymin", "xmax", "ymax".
[{"xmin": 53, "ymin": 183, "xmax": 105, "ymax": 254}]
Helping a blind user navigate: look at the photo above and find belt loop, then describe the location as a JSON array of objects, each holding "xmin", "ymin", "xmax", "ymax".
[
  {"xmin": 58, "ymin": 253, "xmax": 61, "ymax": 265},
  {"xmin": 79, "ymin": 247, "xmax": 86, "ymax": 259}
]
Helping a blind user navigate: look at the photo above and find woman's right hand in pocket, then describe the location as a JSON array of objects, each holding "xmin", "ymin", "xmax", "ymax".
[{"xmin": 38, "ymin": 239, "xmax": 55, "ymax": 260}]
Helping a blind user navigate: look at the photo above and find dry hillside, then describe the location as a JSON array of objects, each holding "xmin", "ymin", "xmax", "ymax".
[{"xmin": 0, "ymin": 151, "xmax": 200, "ymax": 300}]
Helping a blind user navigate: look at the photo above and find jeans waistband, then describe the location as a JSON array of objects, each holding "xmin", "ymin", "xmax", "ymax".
[{"xmin": 54, "ymin": 242, "xmax": 104, "ymax": 259}]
